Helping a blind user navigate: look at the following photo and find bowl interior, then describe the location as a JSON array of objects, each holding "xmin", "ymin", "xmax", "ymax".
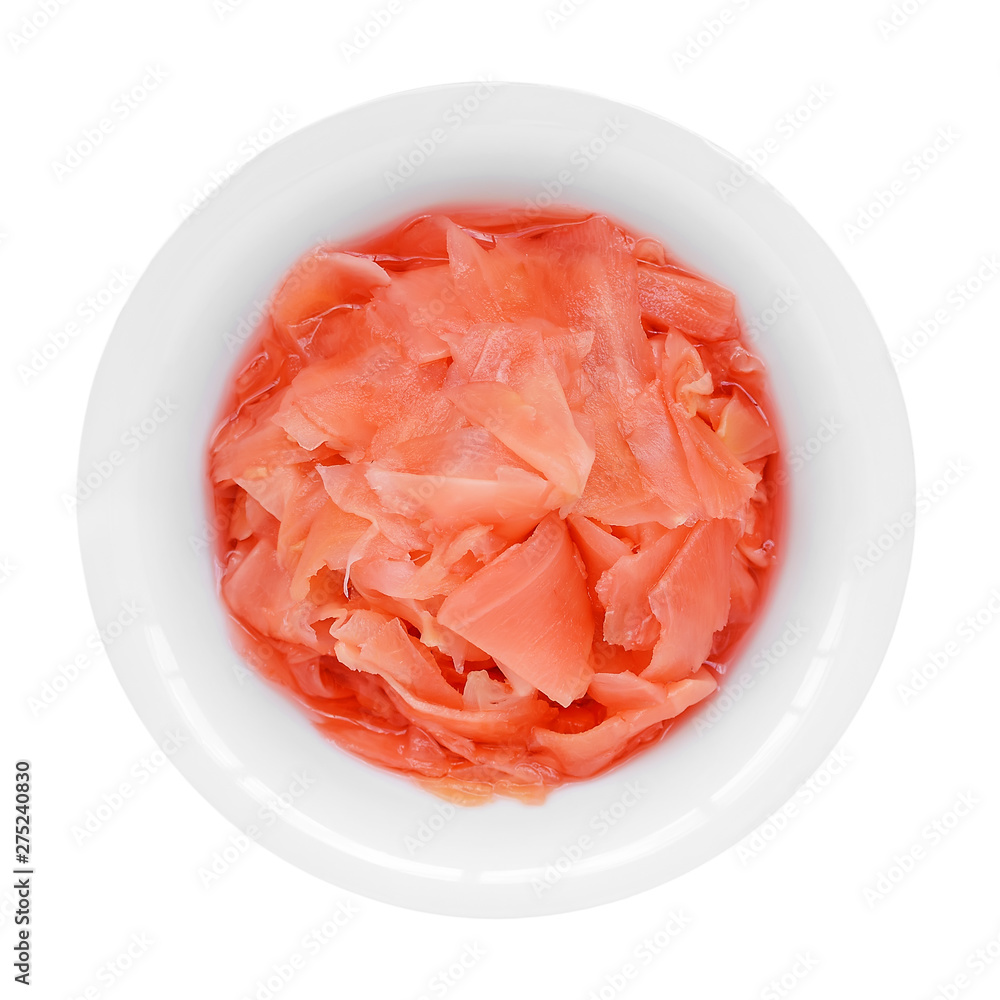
[{"xmin": 79, "ymin": 83, "xmax": 913, "ymax": 916}]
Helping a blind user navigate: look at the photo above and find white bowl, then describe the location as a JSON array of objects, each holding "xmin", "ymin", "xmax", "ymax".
[{"xmin": 79, "ymin": 82, "xmax": 914, "ymax": 917}]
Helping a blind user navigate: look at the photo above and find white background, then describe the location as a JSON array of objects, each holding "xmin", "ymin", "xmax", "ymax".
[{"xmin": 3, "ymin": 0, "xmax": 999, "ymax": 997}]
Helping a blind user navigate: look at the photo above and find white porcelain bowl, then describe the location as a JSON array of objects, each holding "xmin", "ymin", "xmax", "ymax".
[{"xmin": 79, "ymin": 83, "xmax": 914, "ymax": 917}]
